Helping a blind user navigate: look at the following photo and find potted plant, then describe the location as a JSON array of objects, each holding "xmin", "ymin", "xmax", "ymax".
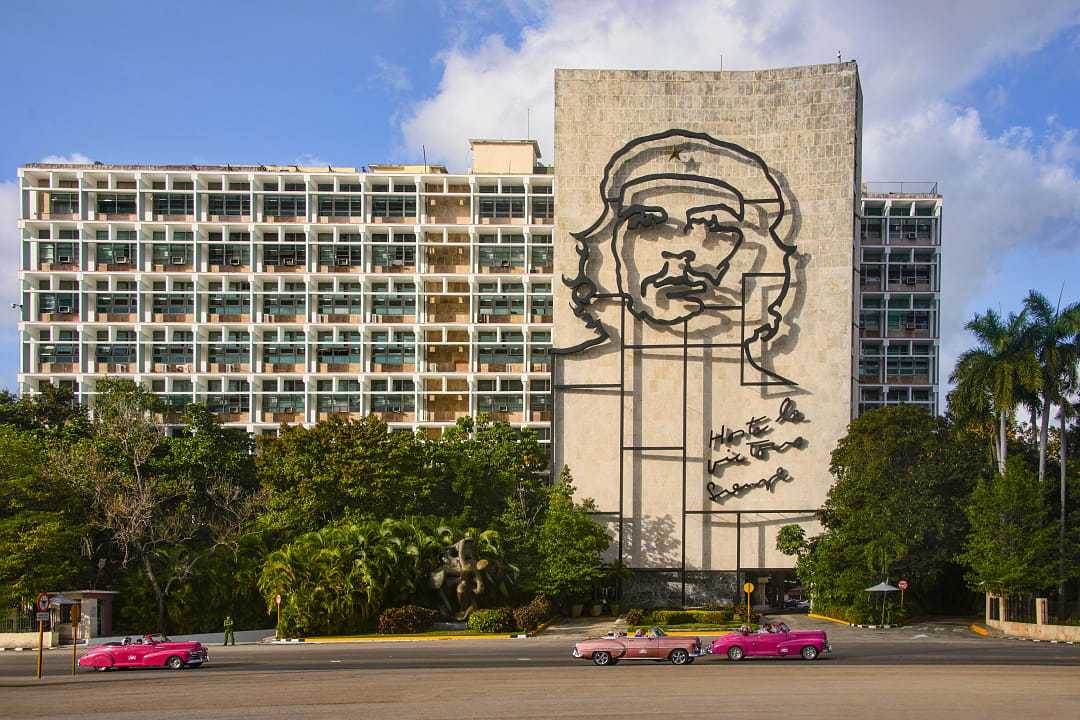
[{"xmin": 570, "ymin": 602, "xmax": 584, "ymax": 618}]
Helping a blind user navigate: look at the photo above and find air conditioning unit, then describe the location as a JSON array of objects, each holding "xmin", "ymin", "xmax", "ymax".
[
  {"xmin": 58, "ymin": 306, "xmax": 72, "ymax": 314},
  {"xmin": 229, "ymin": 257, "xmax": 242, "ymax": 266},
  {"xmin": 906, "ymin": 232, "xmax": 917, "ymax": 240},
  {"xmin": 58, "ymin": 255, "xmax": 72, "ymax": 264},
  {"xmin": 904, "ymin": 322, "xmax": 917, "ymax": 330},
  {"xmin": 116, "ymin": 364, "xmax": 129, "ymax": 372},
  {"xmin": 319, "ymin": 314, "xmax": 330, "ymax": 322},
  {"xmin": 227, "ymin": 406, "xmax": 241, "ymax": 414},
  {"xmin": 285, "ymin": 257, "xmax": 297, "ymax": 266},
  {"xmin": 226, "ymin": 363, "xmax": 237, "ymax": 372},
  {"xmin": 391, "ymin": 259, "xmax": 404, "ymax": 267},
  {"xmin": 170, "ymin": 256, "xmax": 185, "ymax": 265},
  {"xmin": 335, "ymin": 258, "xmax": 349, "ymax": 266},
  {"xmin": 115, "ymin": 256, "xmax": 129, "ymax": 264},
  {"xmin": 497, "ymin": 404, "xmax": 509, "ymax": 412}
]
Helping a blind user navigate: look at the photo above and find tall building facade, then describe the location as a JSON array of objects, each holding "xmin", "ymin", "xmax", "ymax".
[
  {"xmin": 856, "ymin": 184, "xmax": 942, "ymax": 416},
  {"xmin": 16, "ymin": 140, "xmax": 555, "ymax": 442}
]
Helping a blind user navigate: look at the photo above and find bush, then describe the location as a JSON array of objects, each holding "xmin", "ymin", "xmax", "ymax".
[
  {"xmin": 647, "ymin": 609, "xmax": 733, "ymax": 626},
  {"xmin": 513, "ymin": 596, "xmax": 554, "ymax": 632},
  {"xmin": 376, "ymin": 605, "xmax": 439, "ymax": 634},
  {"xmin": 623, "ymin": 608, "xmax": 645, "ymax": 625},
  {"xmin": 732, "ymin": 606, "xmax": 760, "ymax": 624},
  {"xmin": 468, "ymin": 607, "xmax": 517, "ymax": 633}
]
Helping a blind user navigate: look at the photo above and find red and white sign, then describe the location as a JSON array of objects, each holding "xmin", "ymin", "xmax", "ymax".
[
  {"xmin": 35, "ymin": 593, "xmax": 50, "ymax": 612},
  {"xmin": 898, "ymin": 580, "xmax": 909, "ymax": 591}
]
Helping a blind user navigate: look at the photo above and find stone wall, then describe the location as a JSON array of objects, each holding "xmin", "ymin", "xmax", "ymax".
[{"xmin": 552, "ymin": 64, "xmax": 862, "ymax": 574}]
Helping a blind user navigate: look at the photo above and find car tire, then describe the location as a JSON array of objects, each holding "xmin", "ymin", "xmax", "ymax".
[
  {"xmin": 727, "ymin": 646, "xmax": 745, "ymax": 661},
  {"xmin": 94, "ymin": 666, "xmax": 109, "ymax": 672},
  {"xmin": 166, "ymin": 656, "xmax": 185, "ymax": 670},
  {"xmin": 669, "ymin": 648, "xmax": 691, "ymax": 665},
  {"xmin": 800, "ymin": 645, "xmax": 819, "ymax": 661},
  {"xmin": 592, "ymin": 651, "xmax": 613, "ymax": 666}
]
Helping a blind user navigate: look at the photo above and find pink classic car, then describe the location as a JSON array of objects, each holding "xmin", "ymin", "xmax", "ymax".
[
  {"xmin": 710, "ymin": 622, "xmax": 829, "ymax": 661},
  {"xmin": 79, "ymin": 634, "xmax": 209, "ymax": 671},
  {"xmin": 572, "ymin": 628, "xmax": 704, "ymax": 666}
]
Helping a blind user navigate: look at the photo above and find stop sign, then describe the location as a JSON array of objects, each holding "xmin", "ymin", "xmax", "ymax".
[{"xmin": 898, "ymin": 580, "xmax": 909, "ymax": 591}]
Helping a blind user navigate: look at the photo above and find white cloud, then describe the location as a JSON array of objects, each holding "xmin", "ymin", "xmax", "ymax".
[
  {"xmin": 399, "ymin": 0, "xmax": 1080, "ymax": 386},
  {"xmin": 39, "ymin": 152, "xmax": 91, "ymax": 164}
]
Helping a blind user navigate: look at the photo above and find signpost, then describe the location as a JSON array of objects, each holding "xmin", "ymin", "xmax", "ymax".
[
  {"xmin": 275, "ymin": 594, "xmax": 282, "ymax": 639},
  {"xmin": 35, "ymin": 593, "xmax": 49, "ymax": 680},
  {"xmin": 898, "ymin": 579, "xmax": 909, "ymax": 609},
  {"xmin": 743, "ymin": 582, "xmax": 755, "ymax": 625},
  {"xmin": 71, "ymin": 603, "xmax": 78, "ymax": 677}
]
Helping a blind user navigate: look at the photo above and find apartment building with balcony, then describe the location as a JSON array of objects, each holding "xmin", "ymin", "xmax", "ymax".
[
  {"xmin": 16, "ymin": 139, "xmax": 555, "ymax": 442},
  {"xmin": 856, "ymin": 182, "xmax": 942, "ymax": 416}
]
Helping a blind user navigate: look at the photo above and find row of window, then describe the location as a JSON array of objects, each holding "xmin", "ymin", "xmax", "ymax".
[{"xmin": 40, "ymin": 193, "xmax": 555, "ymax": 220}]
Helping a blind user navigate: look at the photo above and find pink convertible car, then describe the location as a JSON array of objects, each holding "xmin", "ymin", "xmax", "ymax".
[
  {"xmin": 710, "ymin": 622, "xmax": 829, "ymax": 661},
  {"xmin": 573, "ymin": 628, "xmax": 705, "ymax": 666},
  {"xmin": 79, "ymin": 634, "xmax": 209, "ymax": 671}
]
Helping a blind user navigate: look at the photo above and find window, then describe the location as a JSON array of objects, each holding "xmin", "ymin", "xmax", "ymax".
[
  {"xmin": 49, "ymin": 193, "xmax": 79, "ymax": 215},
  {"xmin": 264, "ymin": 195, "xmax": 306, "ymax": 217},
  {"xmin": 371, "ymin": 195, "xmax": 416, "ymax": 218},
  {"xmin": 532, "ymin": 197, "xmax": 554, "ymax": 220},
  {"xmin": 371, "ymin": 244, "xmax": 415, "ymax": 267},
  {"xmin": 370, "ymin": 331, "xmax": 416, "ymax": 366},
  {"xmin": 96, "ymin": 193, "xmax": 136, "ymax": 215},
  {"xmin": 152, "ymin": 194, "xmax": 194, "ymax": 215},
  {"xmin": 479, "ymin": 196, "xmax": 525, "ymax": 219},
  {"xmin": 263, "ymin": 292, "xmax": 306, "ymax": 317},
  {"xmin": 478, "ymin": 245, "xmax": 525, "ymax": 269},
  {"xmin": 370, "ymin": 284, "xmax": 416, "ymax": 316},
  {"xmin": 264, "ymin": 245, "xmax": 306, "ymax": 267},
  {"xmin": 208, "ymin": 194, "xmax": 251, "ymax": 216},
  {"xmin": 317, "ymin": 195, "xmax": 363, "ymax": 216}
]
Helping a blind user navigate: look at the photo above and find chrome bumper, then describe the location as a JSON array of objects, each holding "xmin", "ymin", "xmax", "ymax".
[{"xmin": 571, "ymin": 648, "xmax": 582, "ymax": 658}]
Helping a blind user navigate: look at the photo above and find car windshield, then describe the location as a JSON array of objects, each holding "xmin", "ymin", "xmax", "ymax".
[{"xmin": 651, "ymin": 628, "xmax": 665, "ymax": 637}]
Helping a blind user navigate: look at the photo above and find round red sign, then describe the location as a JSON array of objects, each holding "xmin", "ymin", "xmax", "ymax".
[
  {"xmin": 898, "ymin": 580, "xmax": 909, "ymax": 591},
  {"xmin": 35, "ymin": 592, "xmax": 50, "ymax": 612}
]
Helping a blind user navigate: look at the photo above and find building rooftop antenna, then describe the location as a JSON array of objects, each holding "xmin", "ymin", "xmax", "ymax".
[{"xmin": 837, "ymin": 51, "xmax": 842, "ymax": 63}]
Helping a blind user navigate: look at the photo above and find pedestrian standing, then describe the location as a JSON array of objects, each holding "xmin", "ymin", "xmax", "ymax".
[{"xmin": 223, "ymin": 615, "xmax": 235, "ymax": 646}]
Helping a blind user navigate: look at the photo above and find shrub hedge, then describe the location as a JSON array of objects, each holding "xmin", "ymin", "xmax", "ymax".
[
  {"xmin": 376, "ymin": 605, "xmax": 439, "ymax": 634},
  {"xmin": 467, "ymin": 607, "xmax": 517, "ymax": 633},
  {"xmin": 513, "ymin": 596, "xmax": 554, "ymax": 632}
]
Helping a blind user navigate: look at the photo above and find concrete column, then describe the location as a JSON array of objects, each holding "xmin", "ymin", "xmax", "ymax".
[{"xmin": 1036, "ymin": 597, "xmax": 1048, "ymax": 626}]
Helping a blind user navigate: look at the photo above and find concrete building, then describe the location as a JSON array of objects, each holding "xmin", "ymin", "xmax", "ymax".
[
  {"xmin": 856, "ymin": 184, "xmax": 942, "ymax": 416},
  {"xmin": 16, "ymin": 141, "xmax": 555, "ymax": 442},
  {"xmin": 552, "ymin": 63, "xmax": 863, "ymax": 606}
]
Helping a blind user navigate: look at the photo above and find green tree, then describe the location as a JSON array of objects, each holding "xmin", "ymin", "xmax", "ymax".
[
  {"xmin": 0, "ymin": 425, "xmax": 92, "ymax": 608},
  {"xmin": 257, "ymin": 416, "xmax": 436, "ymax": 535},
  {"xmin": 533, "ymin": 467, "xmax": 611, "ymax": 606},
  {"xmin": 801, "ymin": 406, "xmax": 985, "ymax": 613},
  {"xmin": 949, "ymin": 309, "xmax": 1040, "ymax": 475},
  {"xmin": 959, "ymin": 458, "xmax": 1057, "ymax": 596},
  {"xmin": 1022, "ymin": 290, "xmax": 1080, "ymax": 484},
  {"xmin": 54, "ymin": 380, "xmax": 262, "ymax": 633}
]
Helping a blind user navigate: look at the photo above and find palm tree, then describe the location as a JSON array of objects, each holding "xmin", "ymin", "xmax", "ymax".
[
  {"xmin": 949, "ymin": 309, "xmax": 1040, "ymax": 475},
  {"xmin": 1022, "ymin": 290, "xmax": 1080, "ymax": 484}
]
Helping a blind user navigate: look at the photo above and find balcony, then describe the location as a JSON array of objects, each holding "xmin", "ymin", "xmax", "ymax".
[
  {"xmin": 39, "ymin": 362, "xmax": 77, "ymax": 373},
  {"xmin": 208, "ymin": 362, "xmax": 250, "ymax": 373},
  {"xmin": 264, "ymin": 411, "xmax": 303, "ymax": 424},
  {"xmin": 426, "ymin": 246, "xmax": 469, "ymax": 273},
  {"xmin": 40, "ymin": 310, "xmax": 80, "ymax": 322},
  {"xmin": 152, "ymin": 312, "xmax": 195, "ymax": 323},
  {"xmin": 208, "ymin": 313, "xmax": 251, "ymax": 324},
  {"xmin": 370, "ymin": 408, "xmax": 416, "ymax": 422},
  {"xmin": 151, "ymin": 362, "xmax": 194, "ymax": 373},
  {"xmin": 317, "ymin": 361, "xmax": 363, "ymax": 373}
]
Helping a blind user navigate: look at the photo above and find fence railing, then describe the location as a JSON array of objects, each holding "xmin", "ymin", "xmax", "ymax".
[
  {"xmin": 862, "ymin": 181, "xmax": 939, "ymax": 196},
  {"xmin": 0, "ymin": 611, "xmax": 38, "ymax": 633}
]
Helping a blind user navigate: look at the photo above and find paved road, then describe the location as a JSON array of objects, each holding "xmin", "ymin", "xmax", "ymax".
[{"xmin": 2, "ymin": 620, "xmax": 1078, "ymax": 719}]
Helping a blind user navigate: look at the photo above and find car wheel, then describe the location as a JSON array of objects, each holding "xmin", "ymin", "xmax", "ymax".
[
  {"xmin": 800, "ymin": 645, "xmax": 819, "ymax": 661},
  {"xmin": 94, "ymin": 666, "xmax": 109, "ymax": 672},
  {"xmin": 166, "ymin": 656, "xmax": 185, "ymax": 670},
  {"xmin": 669, "ymin": 648, "xmax": 691, "ymax": 665},
  {"xmin": 592, "ymin": 651, "xmax": 612, "ymax": 666},
  {"xmin": 727, "ymin": 646, "xmax": 745, "ymax": 661}
]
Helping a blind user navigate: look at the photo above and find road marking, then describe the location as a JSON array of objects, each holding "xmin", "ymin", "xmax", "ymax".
[
  {"xmin": 517, "ymin": 658, "xmax": 532, "ymax": 661},
  {"xmin": 911, "ymin": 634, "xmax": 929, "ymax": 639},
  {"xmin": 330, "ymin": 660, "xmax": 342, "ymax": 663}
]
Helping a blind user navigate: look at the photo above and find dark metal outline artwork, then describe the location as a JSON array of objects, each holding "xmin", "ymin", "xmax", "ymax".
[{"xmin": 551, "ymin": 129, "xmax": 814, "ymax": 605}]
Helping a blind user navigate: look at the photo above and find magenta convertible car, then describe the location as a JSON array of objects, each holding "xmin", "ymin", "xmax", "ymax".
[
  {"xmin": 79, "ymin": 634, "xmax": 209, "ymax": 671},
  {"xmin": 710, "ymin": 623, "xmax": 830, "ymax": 661}
]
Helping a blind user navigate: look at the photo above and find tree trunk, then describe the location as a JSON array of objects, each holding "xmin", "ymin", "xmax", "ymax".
[
  {"xmin": 1039, "ymin": 400, "xmax": 1051, "ymax": 483},
  {"xmin": 997, "ymin": 411, "xmax": 1008, "ymax": 475},
  {"xmin": 142, "ymin": 554, "xmax": 168, "ymax": 635},
  {"xmin": 1060, "ymin": 410, "xmax": 1068, "ymax": 620}
]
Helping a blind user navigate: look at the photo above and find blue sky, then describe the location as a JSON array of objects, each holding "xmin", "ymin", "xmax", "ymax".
[{"xmin": 2, "ymin": 1, "xmax": 1080, "ymax": 393}]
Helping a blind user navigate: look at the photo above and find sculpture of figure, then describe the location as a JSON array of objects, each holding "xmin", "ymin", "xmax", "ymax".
[{"xmin": 430, "ymin": 537, "xmax": 490, "ymax": 620}]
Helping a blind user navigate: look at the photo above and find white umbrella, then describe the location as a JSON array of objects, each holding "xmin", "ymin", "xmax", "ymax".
[{"xmin": 865, "ymin": 582, "xmax": 899, "ymax": 593}]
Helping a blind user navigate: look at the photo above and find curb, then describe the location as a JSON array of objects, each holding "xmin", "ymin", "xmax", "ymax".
[
  {"xmin": 969, "ymin": 623, "xmax": 990, "ymax": 637},
  {"xmin": 530, "ymin": 617, "xmax": 557, "ymax": 637},
  {"xmin": 807, "ymin": 613, "xmax": 850, "ymax": 626},
  {"xmin": 301, "ymin": 632, "xmax": 516, "ymax": 644}
]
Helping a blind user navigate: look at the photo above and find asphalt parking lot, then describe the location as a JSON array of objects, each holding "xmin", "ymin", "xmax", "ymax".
[{"xmin": 2, "ymin": 618, "xmax": 1078, "ymax": 719}]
